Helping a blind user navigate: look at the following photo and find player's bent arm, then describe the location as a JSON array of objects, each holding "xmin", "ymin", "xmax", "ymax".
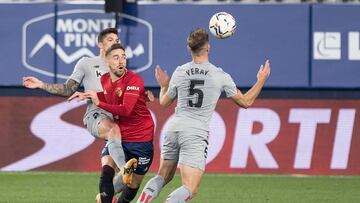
[
  {"xmin": 232, "ymin": 59, "xmax": 270, "ymax": 108},
  {"xmin": 42, "ymin": 79, "xmax": 80, "ymax": 97},
  {"xmin": 159, "ymin": 94, "xmax": 174, "ymax": 107},
  {"xmin": 231, "ymin": 80, "xmax": 266, "ymax": 108},
  {"xmin": 231, "ymin": 90, "xmax": 250, "ymax": 108},
  {"xmin": 98, "ymin": 94, "xmax": 138, "ymax": 117},
  {"xmin": 158, "ymin": 85, "xmax": 174, "ymax": 107}
]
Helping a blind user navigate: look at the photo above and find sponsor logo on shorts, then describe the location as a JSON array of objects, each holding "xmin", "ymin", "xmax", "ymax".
[{"xmin": 138, "ymin": 157, "xmax": 151, "ymax": 165}]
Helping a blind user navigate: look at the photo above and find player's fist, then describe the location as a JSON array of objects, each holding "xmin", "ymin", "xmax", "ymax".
[
  {"xmin": 145, "ymin": 90, "xmax": 155, "ymax": 102},
  {"xmin": 23, "ymin": 76, "xmax": 43, "ymax": 89}
]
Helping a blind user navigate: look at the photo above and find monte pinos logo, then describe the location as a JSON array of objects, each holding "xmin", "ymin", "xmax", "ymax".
[{"xmin": 22, "ymin": 9, "xmax": 153, "ymax": 80}]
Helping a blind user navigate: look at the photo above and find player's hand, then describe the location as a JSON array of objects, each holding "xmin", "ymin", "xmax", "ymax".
[
  {"xmin": 83, "ymin": 90, "xmax": 100, "ymax": 106},
  {"xmin": 257, "ymin": 59, "xmax": 271, "ymax": 83},
  {"xmin": 22, "ymin": 76, "xmax": 43, "ymax": 89},
  {"xmin": 145, "ymin": 90, "xmax": 155, "ymax": 102},
  {"xmin": 67, "ymin": 91, "xmax": 87, "ymax": 102},
  {"xmin": 155, "ymin": 65, "xmax": 169, "ymax": 88}
]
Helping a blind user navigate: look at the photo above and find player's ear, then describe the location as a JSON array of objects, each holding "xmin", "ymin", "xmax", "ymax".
[
  {"xmin": 97, "ymin": 41, "xmax": 103, "ymax": 49},
  {"xmin": 207, "ymin": 44, "xmax": 210, "ymax": 52}
]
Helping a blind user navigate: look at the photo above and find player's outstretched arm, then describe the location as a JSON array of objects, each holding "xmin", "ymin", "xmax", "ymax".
[
  {"xmin": 23, "ymin": 76, "xmax": 80, "ymax": 97},
  {"xmin": 155, "ymin": 65, "xmax": 173, "ymax": 107},
  {"xmin": 231, "ymin": 59, "xmax": 270, "ymax": 108}
]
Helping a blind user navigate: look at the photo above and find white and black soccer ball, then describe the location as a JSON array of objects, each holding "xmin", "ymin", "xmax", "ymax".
[{"xmin": 209, "ymin": 12, "xmax": 236, "ymax": 39}]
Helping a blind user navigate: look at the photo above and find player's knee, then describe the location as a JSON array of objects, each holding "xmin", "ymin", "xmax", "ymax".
[
  {"xmin": 101, "ymin": 156, "xmax": 116, "ymax": 168},
  {"xmin": 107, "ymin": 123, "xmax": 121, "ymax": 139},
  {"xmin": 98, "ymin": 120, "xmax": 120, "ymax": 139}
]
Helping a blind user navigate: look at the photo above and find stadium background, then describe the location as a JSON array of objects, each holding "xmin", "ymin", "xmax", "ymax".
[{"xmin": 0, "ymin": 0, "xmax": 359, "ymax": 178}]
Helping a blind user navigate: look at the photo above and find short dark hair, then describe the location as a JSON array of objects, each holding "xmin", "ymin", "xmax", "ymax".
[
  {"xmin": 187, "ymin": 28, "xmax": 209, "ymax": 55},
  {"xmin": 105, "ymin": 43, "xmax": 125, "ymax": 57},
  {"xmin": 98, "ymin": 28, "xmax": 118, "ymax": 43}
]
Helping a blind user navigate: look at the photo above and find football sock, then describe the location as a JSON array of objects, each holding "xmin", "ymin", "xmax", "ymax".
[
  {"xmin": 116, "ymin": 186, "xmax": 139, "ymax": 203},
  {"xmin": 99, "ymin": 165, "xmax": 115, "ymax": 203},
  {"xmin": 166, "ymin": 185, "xmax": 192, "ymax": 203},
  {"xmin": 113, "ymin": 172, "xmax": 125, "ymax": 194},
  {"xmin": 108, "ymin": 137, "xmax": 126, "ymax": 169},
  {"xmin": 137, "ymin": 175, "xmax": 165, "ymax": 203}
]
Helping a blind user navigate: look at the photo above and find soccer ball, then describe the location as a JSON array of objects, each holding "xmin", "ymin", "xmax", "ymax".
[{"xmin": 209, "ymin": 12, "xmax": 236, "ymax": 39}]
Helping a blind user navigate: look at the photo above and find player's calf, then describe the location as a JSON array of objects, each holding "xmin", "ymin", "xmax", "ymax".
[
  {"xmin": 99, "ymin": 165, "xmax": 115, "ymax": 203},
  {"xmin": 137, "ymin": 175, "xmax": 165, "ymax": 203},
  {"xmin": 116, "ymin": 186, "xmax": 139, "ymax": 203},
  {"xmin": 165, "ymin": 185, "xmax": 192, "ymax": 203}
]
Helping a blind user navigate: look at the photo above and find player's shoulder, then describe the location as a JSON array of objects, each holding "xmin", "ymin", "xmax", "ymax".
[
  {"xmin": 177, "ymin": 62, "xmax": 192, "ymax": 69},
  {"xmin": 76, "ymin": 55, "xmax": 100, "ymax": 65},
  {"xmin": 127, "ymin": 70, "xmax": 144, "ymax": 82},
  {"xmin": 174, "ymin": 62, "xmax": 192, "ymax": 73},
  {"xmin": 127, "ymin": 70, "xmax": 140, "ymax": 78},
  {"xmin": 210, "ymin": 65, "xmax": 234, "ymax": 82},
  {"xmin": 210, "ymin": 64, "xmax": 229, "ymax": 75},
  {"xmin": 100, "ymin": 72, "xmax": 110, "ymax": 81},
  {"xmin": 83, "ymin": 55, "xmax": 101, "ymax": 63}
]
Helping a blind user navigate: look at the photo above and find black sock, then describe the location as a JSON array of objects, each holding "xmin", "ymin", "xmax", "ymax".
[
  {"xmin": 99, "ymin": 165, "xmax": 115, "ymax": 203},
  {"xmin": 117, "ymin": 186, "xmax": 139, "ymax": 203}
]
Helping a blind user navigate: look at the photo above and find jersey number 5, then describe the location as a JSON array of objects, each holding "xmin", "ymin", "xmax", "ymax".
[{"xmin": 188, "ymin": 80, "xmax": 204, "ymax": 108}]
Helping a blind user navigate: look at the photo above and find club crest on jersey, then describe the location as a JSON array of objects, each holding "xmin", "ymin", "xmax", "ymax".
[
  {"xmin": 115, "ymin": 88, "xmax": 122, "ymax": 97},
  {"xmin": 104, "ymin": 90, "xmax": 107, "ymax": 95}
]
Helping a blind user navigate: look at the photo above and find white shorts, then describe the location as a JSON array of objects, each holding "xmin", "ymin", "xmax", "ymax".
[
  {"xmin": 83, "ymin": 108, "xmax": 113, "ymax": 138},
  {"xmin": 161, "ymin": 130, "xmax": 209, "ymax": 171}
]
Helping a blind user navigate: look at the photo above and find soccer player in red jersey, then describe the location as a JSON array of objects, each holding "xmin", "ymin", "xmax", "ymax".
[{"xmin": 69, "ymin": 43, "xmax": 154, "ymax": 203}]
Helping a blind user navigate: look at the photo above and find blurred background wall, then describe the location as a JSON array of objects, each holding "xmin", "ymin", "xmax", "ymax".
[{"xmin": 0, "ymin": 0, "xmax": 359, "ymax": 175}]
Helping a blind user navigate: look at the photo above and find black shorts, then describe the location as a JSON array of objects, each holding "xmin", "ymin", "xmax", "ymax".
[{"xmin": 101, "ymin": 141, "xmax": 153, "ymax": 175}]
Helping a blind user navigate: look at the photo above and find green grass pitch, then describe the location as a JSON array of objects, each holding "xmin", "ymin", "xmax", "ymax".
[{"xmin": 0, "ymin": 172, "xmax": 359, "ymax": 203}]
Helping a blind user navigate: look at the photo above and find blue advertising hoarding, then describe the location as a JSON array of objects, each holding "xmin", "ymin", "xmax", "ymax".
[
  {"xmin": 0, "ymin": 3, "xmax": 55, "ymax": 84},
  {"xmin": 0, "ymin": 3, "xmax": 310, "ymax": 88},
  {"xmin": 5, "ymin": 3, "xmax": 360, "ymax": 88},
  {"xmin": 312, "ymin": 4, "xmax": 360, "ymax": 88}
]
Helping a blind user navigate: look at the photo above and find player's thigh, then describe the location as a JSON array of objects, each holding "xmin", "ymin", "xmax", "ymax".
[
  {"xmin": 97, "ymin": 117, "xmax": 120, "ymax": 139},
  {"xmin": 161, "ymin": 131, "xmax": 180, "ymax": 162},
  {"xmin": 178, "ymin": 130, "xmax": 208, "ymax": 171}
]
